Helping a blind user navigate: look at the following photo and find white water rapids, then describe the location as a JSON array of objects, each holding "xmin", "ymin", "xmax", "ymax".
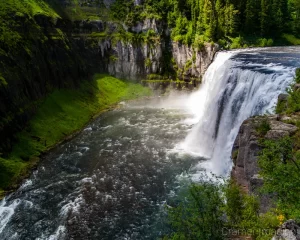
[
  {"xmin": 0, "ymin": 47, "xmax": 300, "ymax": 239},
  {"xmin": 180, "ymin": 47, "xmax": 298, "ymax": 176}
]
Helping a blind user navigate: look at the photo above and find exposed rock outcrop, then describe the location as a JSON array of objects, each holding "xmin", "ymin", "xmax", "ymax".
[
  {"xmin": 272, "ymin": 220, "xmax": 300, "ymax": 240},
  {"xmin": 78, "ymin": 18, "xmax": 218, "ymax": 81},
  {"xmin": 231, "ymin": 115, "xmax": 297, "ymax": 212},
  {"xmin": 172, "ymin": 42, "xmax": 217, "ymax": 80},
  {"xmin": 0, "ymin": 3, "xmax": 218, "ymax": 155},
  {"xmin": 105, "ymin": 40, "xmax": 163, "ymax": 81}
]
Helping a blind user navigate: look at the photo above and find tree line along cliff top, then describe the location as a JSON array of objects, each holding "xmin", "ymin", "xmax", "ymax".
[{"xmin": 2, "ymin": 0, "xmax": 300, "ymax": 49}]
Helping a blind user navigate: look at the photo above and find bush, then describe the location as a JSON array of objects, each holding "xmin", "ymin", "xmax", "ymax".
[
  {"xmin": 145, "ymin": 58, "xmax": 152, "ymax": 67},
  {"xmin": 275, "ymin": 68, "xmax": 300, "ymax": 113},
  {"xmin": 256, "ymin": 118, "xmax": 271, "ymax": 136},
  {"xmin": 258, "ymin": 136, "xmax": 300, "ymax": 219},
  {"xmin": 257, "ymin": 38, "xmax": 274, "ymax": 47},
  {"xmin": 230, "ymin": 36, "xmax": 244, "ymax": 49},
  {"xmin": 166, "ymin": 181, "xmax": 225, "ymax": 240},
  {"xmin": 295, "ymin": 68, "xmax": 300, "ymax": 83},
  {"xmin": 165, "ymin": 179, "xmax": 282, "ymax": 240},
  {"xmin": 217, "ymin": 38, "xmax": 228, "ymax": 49},
  {"xmin": 193, "ymin": 34, "xmax": 206, "ymax": 50}
]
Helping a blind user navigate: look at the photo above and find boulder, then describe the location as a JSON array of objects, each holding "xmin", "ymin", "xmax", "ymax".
[
  {"xmin": 293, "ymin": 84, "xmax": 300, "ymax": 91},
  {"xmin": 272, "ymin": 220, "xmax": 300, "ymax": 240}
]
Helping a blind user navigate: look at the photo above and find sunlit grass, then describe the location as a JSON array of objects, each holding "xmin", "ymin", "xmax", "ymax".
[
  {"xmin": 281, "ymin": 34, "xmax": 300, "ymax": 45},
  {"xmin": 0, "ymin": 74, "xmax": 151, "ymax": 192}
]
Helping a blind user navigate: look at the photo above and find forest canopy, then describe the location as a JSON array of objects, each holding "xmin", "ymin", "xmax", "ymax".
[{"xmin": 110, "ymin": 0, "xmax": 300, "ymax": 46}]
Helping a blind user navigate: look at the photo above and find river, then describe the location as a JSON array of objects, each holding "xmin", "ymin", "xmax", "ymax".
[{"xmin": 1, "ymin": 47, "xmax": 300, "ymax": 239}]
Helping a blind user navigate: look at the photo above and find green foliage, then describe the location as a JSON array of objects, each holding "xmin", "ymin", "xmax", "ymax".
[
  {"xmin": 264, "ymin": 67, "xmax": 300, "ymax": 220},
  {"xmin": 166, "ymin": 181, "xmax": 225, "ymax": 240},
  {"xmin": 224, "ymin": 181, "xmax": 245, "ymax": 225},
  {"xmin": 230, "ymin": 36, "xmax": 247, "ymax": 49},
  {"xmin": 147, "ymin": 74, "xmax": 167, "ymax": 80},
  {"xmin": 0, "ymin": 73, "xmax": 7, "ymax": 86},
  {"xmin": 276, "ymin": 98, "xmax": 287, "ymax": 114},
  {"xmin": 232, "ymin": 150, "xmax": 239, "ymax": 165},
  {"xmin": 0, "ymin": 0, "xmax": 60, "ymax": 58},
  {"xmin": 193, "ymin": 35, "xmax": 206, "ymax": 49},
  {"xmin": 109, "ymin": 55, "xmax": 118, "ymax": 62},
  {"xmin": 281, "ymin": 33, "xmax": 300, "ymax": 45},
  {"xmin": 121, "ymin": 0, "xmax": 299, "ymax": 47},
  {"xmin": 1, "ymin": 0, "xmax": 59, "ymax": 18},
  {"xmin": 257, "ymin": 38, "xmax": 274, "ymax": 47},
  {"xmin": 258, "ymin": 136, "xmax": 300, "ymax": 219},
  {"xmin": 184, "ymin": 60, "xmax": 193, "ymax": 72},
  {"xmin": 0, "ymin": 74, "xmax": 151, "ymax": 192},
  {"xmin": 282, "ymin": 87, "xmax": 300, "ymax": 113},
  {"xmin": 166, "ymin": 179, "xmax": 281, "ymax": 240},
  {"xmin": 274, "ymin": 68, "xmax": 300, "ymax": 114},
  {"xmin": 295, "ymin": 68, "xmax": 300, "ymax": 83},
  {"xmin": 171, "ymin": 15, "xmax": 189, "ymax": 43},
  {"xmin": 256, "ymin": 118, "xmax": 271, "ymax": 136},
  {"xmin": 145, "ymin": 58, "xmax": 152, "ymax": 67},
  {"xmin": 110, "ymin": 0, "xmax": 134, "ymax": 21}
]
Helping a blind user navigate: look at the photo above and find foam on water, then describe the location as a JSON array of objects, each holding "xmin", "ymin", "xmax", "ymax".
[
  {"xmin": 0, "ymin": 199, "xmax": 21, "ymax": 234},
  {"xmin": 1, "ymin": 47, "xmax": 300, "ymax": 239},
  {"xmin": 181, "ymin": 48, "xmax": 299, "ymax": 176}
]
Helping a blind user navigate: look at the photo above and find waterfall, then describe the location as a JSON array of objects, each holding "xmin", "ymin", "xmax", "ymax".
[{"xmin": 181, "ymin": 48, "xmax": 298, "ymax": 176}]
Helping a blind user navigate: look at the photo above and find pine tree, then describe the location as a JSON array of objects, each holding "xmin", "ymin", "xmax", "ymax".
[
  {"xmin": 292, "ymin": 0, "xmax": 300, "ymax": 35},
  {"xmin": 260, "ymin": 0, "xmax": 271, "ymax": 36},
  {"xmin": 224, "ymin": 0, "xmax": 238, "ymax": 35},
  {"xmin": 245, "ymin": 0, "xmax": 260, "ymax": 34}
]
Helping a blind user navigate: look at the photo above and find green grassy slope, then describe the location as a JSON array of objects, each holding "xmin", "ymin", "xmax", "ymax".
[{"xmin": 0, "ymin": 74, "xmax": 151, "ymax": 196}]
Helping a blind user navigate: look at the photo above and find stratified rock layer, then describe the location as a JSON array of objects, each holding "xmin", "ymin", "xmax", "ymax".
[{"xmin": 231, "ymin": 115, "xmax": 297, "ymax": 212}]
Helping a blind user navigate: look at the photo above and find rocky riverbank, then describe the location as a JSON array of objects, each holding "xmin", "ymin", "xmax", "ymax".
[{"xmin": 231, "ymin": 92, "xmax": 300, "ymax": 239}]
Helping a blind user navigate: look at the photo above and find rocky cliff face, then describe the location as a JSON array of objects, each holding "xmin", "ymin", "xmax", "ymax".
[
  {"xmin": 99, "ymin": 38, "xmax": 163, "ymax": 81},
  {"xmin": 0, "ymin": 6, "xmax": 217, "ymax": 154},
  {"xmin": 77, "ymin": 18, "xmax": 217, "ymax": 81},
  {"xmin": 231, "ymin": 115, "xmax": 297, "ymax": 212},
  {"xmin": 96, "ymin": 38, "xmax": 217, "ymax": 81},
  {"xmin": 0, "ymin": 14, "xmax": 91, "ymax": 154},
  {"xmin": 171, "ymin": 42, "xmax": 217, "ymax": 80}
]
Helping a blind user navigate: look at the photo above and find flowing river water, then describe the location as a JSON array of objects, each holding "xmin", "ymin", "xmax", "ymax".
[{"xmin": 1, "ymin": 47, "xmax": 300, "ymax": 239}]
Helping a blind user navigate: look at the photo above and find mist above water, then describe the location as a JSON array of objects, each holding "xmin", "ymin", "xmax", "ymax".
[
  {"xmin": 181, "ymin": 47, "xmax": 300, "ymax": 176},
  {"xmin": 1, "ymin": 47, "xmax": 300, "ymax": 239}
]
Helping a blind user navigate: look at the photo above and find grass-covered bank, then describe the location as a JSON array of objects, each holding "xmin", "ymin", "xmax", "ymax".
[{"xmin": 0, "ymin": 74, "xmax": 151, "ymax": 197}]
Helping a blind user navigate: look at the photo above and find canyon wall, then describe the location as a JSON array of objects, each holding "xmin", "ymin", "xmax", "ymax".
[
  {"xmin": 76, "ymin": 18, "xmax": 218, "ymax": 81},
  {"xmin": 0, "ymin": 7, "xmax": 217, "ymax": 154},
  {"xmin": 231, "ymin": 114, "xmax": 297, "ymax": 212}
]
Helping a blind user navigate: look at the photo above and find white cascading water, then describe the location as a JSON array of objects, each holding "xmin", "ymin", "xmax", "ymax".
[
  {"xmin": 0, "ymin": 47, "xmax": 299, "ymax": 240},
  {"xmin": 181, "ymin": 49, "xmax": 297, "ymax": 176}
]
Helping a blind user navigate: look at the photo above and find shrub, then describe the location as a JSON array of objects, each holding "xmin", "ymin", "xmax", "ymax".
[
  {"xmin": 193, "ymin": 34, "xmax": 206, "ymax": 50},
  {"xmin": 166, "ymin": 181, "xmax": 225, "ymax": 240},
  {"xmin": 165, "ymin": 179, "xmax": 280, "ymax": 240},
  {"xmin": 258, "ymin": 136, "xmax": 300, "ymax": 219},
  {"xmin": 230, "ymin": 36, "xmax": 244, "ymax": 49},
  {"xmin": 295, "ymin": 68, "xmax": 300, "ymax": 83},
  {"xmin": 257, "ymin": 38, "xmax": 274, "ymax": 47},
  {"xmin": 145, "ymin": 58, "xmax": 152, "ymax": 67},
  {"xmin": 256, "ymin": 118, "xmax": 271, "ymax": 136}
]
